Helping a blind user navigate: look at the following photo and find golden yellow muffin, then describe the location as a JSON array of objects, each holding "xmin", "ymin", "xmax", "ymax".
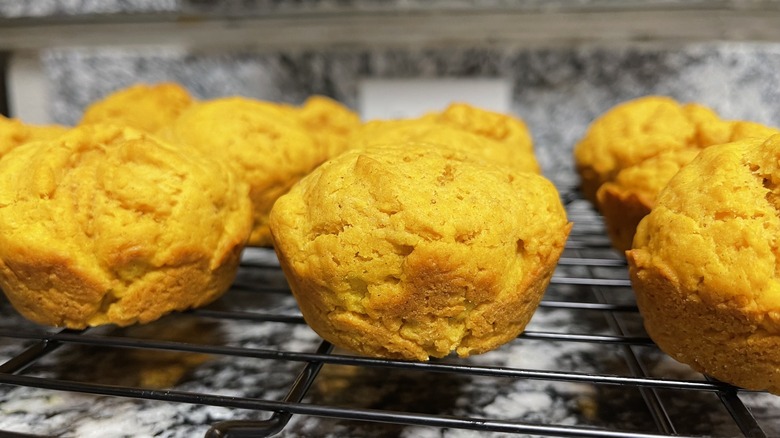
[
  {"xmin": 597, "ymin": 121, "xmax": 779, "ymax": 252},
  {"xmin": 269, "ymin": 145, "xmax": 570, "ymax": 361},
  {"xmin": 573, "ymin": 96, "xmax": 732, "ymax": 204},
  {"xmin": 597, "ymin": 148, "xmax": 700, "ymax": 253},
  {"xmin": 729, "ymin": 120, "xmax": 780, "ymax": 140},
  {"xmin": 29, "ymin": 124, "xmax": 69, "ymax": 140},
  {"xmin": 0, "ymin": 124, "xmax": 252, "ymax": 328},
  {"xmin": 297, "ymin": 95, "xmax": 361, "ymax": 159},
  {"xmin": 80, "ymin": 82, "xmax": 194, "ymax": 133},
  {"xmin": 161, "ymin": 97, "xmax": 321, "ymax": 247},
  {"xmin": 627, "ymin": 134, "xmax": 780, "ymax": 393},
  {"xmin": 350, "ymin": 105, "xmax": 540, "ymax": 174},
  {"xmin": 0, "ymin": 115, "xmax": 67, "ymax": 157},
  {"xmin": 434, "ymin": 103, "xmax": 535, "ymax": 155}
]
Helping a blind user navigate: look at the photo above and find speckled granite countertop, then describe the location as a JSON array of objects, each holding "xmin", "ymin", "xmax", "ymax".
[{"xmin": 1, "ymin": 3, "xmax": 780, "ymax": 437}]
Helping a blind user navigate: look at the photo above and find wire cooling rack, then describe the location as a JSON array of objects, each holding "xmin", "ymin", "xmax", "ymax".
[{"xmin": 0, "ymin": 191, "xmax": 776, "ymax": 437}]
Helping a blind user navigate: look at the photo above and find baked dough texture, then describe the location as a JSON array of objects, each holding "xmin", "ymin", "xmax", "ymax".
[
  {"xmin": 596, "ymin": 148, "xmax": 701, "ymax": 253},
  {"xmin": 350, "ymin": 104, "xmax": 540, "ymax": 174},
  {"xmin": 435, "ymin": 103, "xmax": 535, "ymax": 156},
  {"xmin": 575, "ymin": 95, "xmax": 778, "ymax": 252},
  {"xmin": 627, "ymin": 134, "xmax": 780, "ymax": 393},
  {"xmin": 0, "ymin": 115, "xmax": 67, "ymax": 157},
  {"xmin": 574, "ymin": 96, "xmax": 732, "ymax": 204},
  {"xmin": 598, "ymin": 121, "xmax": 779, "ymax": 252},
  {"xmin": 296, "ymin": 95, "xmax": 361, "ymax": 159},
  {"xmin": 0, "ymin": 124, "xmax": 252, "ymax": 328},
  {"xmin": 161, "ymin": 97, "xmax": 321, "ymax": 247},
  {"xmin": 80, "ymin": 82, "xmax": 195, "ymax": 133},
  {"xmin": 269, "ymin": 145, "xmax": 570, "ymax": 361}
]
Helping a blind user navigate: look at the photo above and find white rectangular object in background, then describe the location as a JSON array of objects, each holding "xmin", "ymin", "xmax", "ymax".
[
  {"xmin": 7, "ymin": 51, "xmax": 50, "ymax": 125},
  {"xmin": 358, "ymin": 78, "xmax": 512, "ymax": 121}
]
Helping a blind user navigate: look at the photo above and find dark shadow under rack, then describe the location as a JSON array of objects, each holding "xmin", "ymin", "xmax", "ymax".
[{"xmin": 0, "ymin": 192, "xmax": 774, "ymax": 437}]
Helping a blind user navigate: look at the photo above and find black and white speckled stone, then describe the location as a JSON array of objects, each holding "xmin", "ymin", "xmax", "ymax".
[
  {"xmin": 41, "ymin": 42, "xmax": 780, "ymax": 189},
  {"xmin": 0, "ymin": 0, "xmax": 177, "ymax": 18}
]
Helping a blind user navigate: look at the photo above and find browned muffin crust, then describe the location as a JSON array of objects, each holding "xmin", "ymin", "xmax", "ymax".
[
  {"xmin": 0, "ymin": 124, "xmax": 252, "ymax": 328},
  {"xmin": 628, "ymin": 134, "xmax": 780, "ymax": 393},
  {"xmin": 270, "ymin": 145, "xmax": 570, "ymax": 361}
]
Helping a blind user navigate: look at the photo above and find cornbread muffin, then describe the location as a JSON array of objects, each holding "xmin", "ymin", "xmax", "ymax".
[
  {"xmin": 0, "ymin": 115, "xmax": 67, "ymax": 157},
  {"xmin": 0, "ymin": 124, "xmax": 252, "ymax": 328},
  {"xmin": 576, "ymin": 95, "xmax": 778, "ymax": 252},
  {"xmin": 598, "ymin": 121, "xmax": 779, "ymax": 252},
  {"xmin": 434, "ymin": 103, "xmax": 535, "ymax": 154},
  {"xmin": 161, "ymin": 97, "xmax": 321, "ymax": 247},
  {"xmin": 269, "ymin": 145, "xmax": 570, "ymax": 361},
  {"xmin": 297, "ymin": 95, "xmax": 361, "ymax": 159},
  {"xmin": 597, "ymin": 148, "xmax": 701, "ymax": 252},
  {"xmin": 627, "ymin": 134, "xmax": 780, "ymax": 393},
  {"xmin": 574, "ymin": 96, "xmax": 731, "ymax": 204},
  {"xmin": 80, "ymin": 82, "xmax": 194, "ymax": 133},
  {"xmin": 350, "ymin": 104, "xmax": 540, "ymax": 174}
]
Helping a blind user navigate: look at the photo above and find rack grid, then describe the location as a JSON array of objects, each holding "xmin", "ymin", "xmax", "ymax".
[{"xmin": 0, "ymin": 192, "xmax": 774, "ymax": 437}]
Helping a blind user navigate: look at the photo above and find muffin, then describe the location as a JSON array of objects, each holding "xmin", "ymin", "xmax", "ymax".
[
  {"xmin": 576, "ymin": 95, "xmax": 778, "ymax": 252},
  {"xmin": 573, "ymin": 96, "xmax": 731, "ymax": 205},
  {"xmin": 435, "ymin": 103, "xmax": 536, "ymax": 156},
  {"xmin": 296, "ymin": 95, "xmax": 361, "ymax": 159},
  {"xmin": 350, "ymin": 104, "xmax": 540, "ymax": 174},
  {"xmin": 161, "ymin": 97, "xmax": 321, "ymax": 247},
  {"xmin": 627, "ymin": 133, "xmax": 780, "ymax": 393},
  {"xmin": 0, "ymin": 115, "xmax": 67, "ymax": 157},
  {"xmin": 597, "ymin": 121, "xmax": 778, "ymax": 252},
  {"xmin": 0, "ymin": 124, "xmax": 252, "ymax": 328},
  {"xmin": 596, "ymin": 148, "xmax": 701, "ymax": 253},
  {"xmin": 80, "ymin": 82, "xmax": 195, "ymax": 133},
  {"xmin": 269, "ymin": 145, "xmax": 570, "ymax": 361}
]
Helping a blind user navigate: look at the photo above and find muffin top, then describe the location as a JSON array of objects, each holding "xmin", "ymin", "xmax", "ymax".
[
  {"xmin": 0, "ymin": 115, "xmax": 67, "ymax": 157},
  {"xmin": 80, "ymin": 82, "xmax": 194, "ymax": 133},
  {"xmin": 574, "ymin": 96, "xmax": 733, "ymax": 201},
  {"xmin": 161, "ymin": 96, "xmax": 320, "ymax": 246},
  {"xmin": 162, "ymin": 96, "xmax": 320, "ymax": 182},
  {"xmin": 630, "ymin": 134, "xmax": 780, "ymax": 312},
  {"xmin": 434, "ymin": 103, "xmax": 535, "ymax": 155},
  {"xmin": 599, "ymin": 148, "xmax": 702, "ymax": 207},
  {"xmin": 0, "ymin": 124, "xmax": 252, "ymax": 325},
  {"xmin": 296, "ymin": 95, "xmax": 361, "ymax": 158},
  {"xmin": 350, "ymin": 104, "xmax": 540, "ymax": 174},
  {"xmin": 270, "ymin": 145, "xmax": 569, "ymax": 360},
  {"xmin": 599, "ymin": 120, "xmax": 779, "ymax": 208}
]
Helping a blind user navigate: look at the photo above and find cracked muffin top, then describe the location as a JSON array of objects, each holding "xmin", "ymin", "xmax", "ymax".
[
  {"xmin": 350, "ymin": 103, "xmax": 540, "ymax": 174},
  {"xmin": 574, "ymin": 96, "xmax": 733, "ymax": 203},
  {"xmin": 601, "ymin": 120, "xmax": 780, "ymax": 211},
  {"xmin": 631, "ymin": 134, "xmax": 780, "ymax": 309},
  {"xmin": 269, "ymin": 144, "xmax": 570, "ymax": 361},
  {"xmin": 160, "ymin": 96, "xmax": 321, "ymax": 247},
  {"xmin": 627, "ymin": 133, "xmax": 780, "ymax": 393},
  {"xmin": 596, "ymin": 120, "xmax": 779, "ymax": 252},
  {"xmin": 0, "ymin": 124, "xmax": 252, "ymax": 328},
  {"xmin": 0, "ymin": 115, "xmax": 67, "ymax": 157}
]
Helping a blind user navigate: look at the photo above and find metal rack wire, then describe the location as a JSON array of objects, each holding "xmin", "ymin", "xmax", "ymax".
[{"xmin": 0, "ymin": 192, "xmax": 773, "ymax": 437}]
